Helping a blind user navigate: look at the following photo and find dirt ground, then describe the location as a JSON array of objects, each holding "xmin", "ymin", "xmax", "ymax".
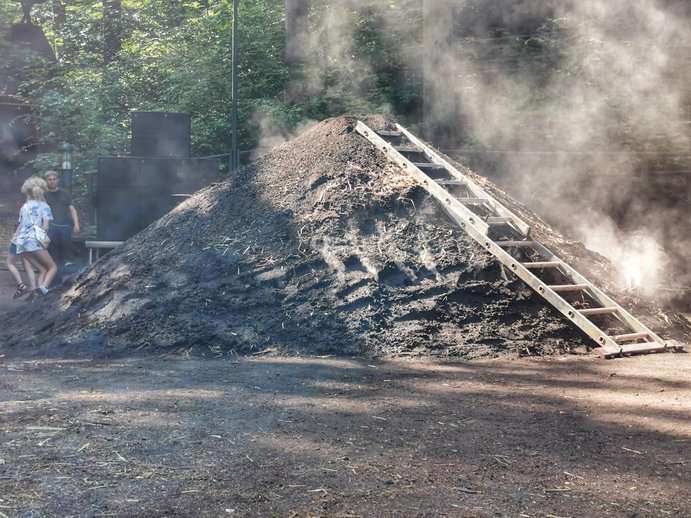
[{"xmin": 0, "ymin": 350, "xmax": 689, "ymax": 518}]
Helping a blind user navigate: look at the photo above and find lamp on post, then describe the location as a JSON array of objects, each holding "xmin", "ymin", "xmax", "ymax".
[{"xmin": 59, "ymin": 142, "xmax": 74, "ymax": 194}]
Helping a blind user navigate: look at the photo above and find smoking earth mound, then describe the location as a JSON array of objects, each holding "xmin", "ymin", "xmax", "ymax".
[{"xmin": 2, "ymin": 116, "xmax": 690, "ymax": 358}]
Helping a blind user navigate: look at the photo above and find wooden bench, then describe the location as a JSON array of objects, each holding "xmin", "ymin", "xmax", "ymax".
[{"xmin": 85, "ymin": 241, "xmax": 124, "ymax": 264}]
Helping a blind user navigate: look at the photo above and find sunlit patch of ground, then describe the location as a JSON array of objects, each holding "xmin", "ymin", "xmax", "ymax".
[{"xmin": 0, "ymin": 353, "xmax": 689, "ymax": 517}]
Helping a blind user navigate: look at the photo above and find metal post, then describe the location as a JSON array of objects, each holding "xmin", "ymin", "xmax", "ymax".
[{"xmin": 231, "ymin": 0, "xmax": 239, "ymax": 172}]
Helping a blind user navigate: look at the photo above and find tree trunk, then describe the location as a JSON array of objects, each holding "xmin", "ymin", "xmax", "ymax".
[
  {"xmin": 52, "ymin": 0, "xmax": 66, "ymax": 27},
  {"xmin": 285, "ymin": 0, "xmax": 309, "ymax": 63},
  {"xmin": 103, "ymin": 0, "xmax": 122, "ymax": 64}
]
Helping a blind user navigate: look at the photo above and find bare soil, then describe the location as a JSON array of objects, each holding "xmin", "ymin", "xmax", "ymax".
[{"xmin": 0, "ymin": 353, "xmax": 689, "ymax": 517}]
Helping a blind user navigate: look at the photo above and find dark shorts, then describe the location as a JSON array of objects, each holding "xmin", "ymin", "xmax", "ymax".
[{"xmin": 9, "ymin": 243, "xmax": 17, "ymax": 255}]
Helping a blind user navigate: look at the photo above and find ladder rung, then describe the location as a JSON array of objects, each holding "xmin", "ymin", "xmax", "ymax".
[
  {"xmin": 579, "ymin": 307, "xmax": 619, "ymax": 316},
  {"xmin": 549, "ymin": 283, "xmax": 590, "ymax": 292},
  {"xmin": 619, "ymin": 342, "xmax": 668, "ymax": 355},
  {"xmin": 457, "ymin": 197, "xmax": 488, "ymax": 205},
  {"xmin": 523, "ymin": 261, "xmax": 561, "ymax": 269},
  {"xmin": 395, "ymin": 145, "xmax": 421, "ymax": 153},
  {"xmin": 497, "ymin": 240, "xmax": 536, "ymax": 247},
  {"xmin": 414, "ymin": 162, "xmax": 446, "ymax": 170},
  {"xmin": 487, "ymin": 217, "xmax": 510, "ymax": 225},
  {"xmin": 611, "ymin": 332, "xmax": 649, "ymax": 342},
  {"xmin": 436, "ymin": 179, "xmax": 465, "ymax": 186},
  {"xmin": 377, "ymin": 130, "xmax": 401, "ymax": 137}
]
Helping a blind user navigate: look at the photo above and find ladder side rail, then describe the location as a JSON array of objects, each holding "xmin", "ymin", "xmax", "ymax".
[
  {"xmin": 527, "ymin": 240, "xmax": 667, "ymax": 345},
  {"xmin": 355, "ymin": 122, "xmax": 490, "ymax": 235},
  {"xmin": 357, "ymin": 121, "xmax": 620, "ymax": 354},
  {"xmin": 358, "ymin": 121, "xmax": 670, "ymax": 356},
  {"xmin": 395, "ymin": 124, "xmax": 532, "ymax": 237},
  {"xmin": 477, "ymin": 237, "xmax": 622, "ymax": 354},
  {"xmin": 525, "ymin": 239, "xmax": 664, "ymax": 344}
]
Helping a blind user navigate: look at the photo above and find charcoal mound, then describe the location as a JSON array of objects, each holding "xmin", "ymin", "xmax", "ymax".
[{"xmin": 2, "ymin": 116, "xmax": 690, "ymax": 358}]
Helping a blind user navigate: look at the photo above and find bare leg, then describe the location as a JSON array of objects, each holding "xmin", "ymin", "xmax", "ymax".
[
  {"xmin": 28, "ymin": 255, "xmax": 47, "ymax": 287},
  {"xmin": 6, "ymin": 252, "xmax": 24, "ymax": 287},
  {"xmin": 26, "ymin": 250, "xmax": 57, "ymax": 291},
  {"xmin": 21, "ymin": 255, "xmax": 39, "ymax": 290}
]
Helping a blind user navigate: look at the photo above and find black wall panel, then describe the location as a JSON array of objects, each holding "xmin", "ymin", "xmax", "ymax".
[
  {"xmin": 96, "ymin": 190, "xmax": 176, "ymax": 241},
  {"xmin": 173, "ymin": 159, "xmax": 220, "ymax": 193},
  {"xmin": 131, "ymin": 111, "xmax": 191, "ymax": 158},
  {"xmin": 97, "ymin": 157, "xmax": 140, "ymax": 188},
  {"xmin": 96, "ymin": 156, "xmax": 220, "ymax": 241}
]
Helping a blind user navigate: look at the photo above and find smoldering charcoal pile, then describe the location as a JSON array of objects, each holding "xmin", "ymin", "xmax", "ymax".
[{"xmin": 3, "ymin": 116, "xmax": 690, "ymax": 358}]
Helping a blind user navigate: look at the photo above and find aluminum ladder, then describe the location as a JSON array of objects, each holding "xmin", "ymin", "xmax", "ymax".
[{"xmin": 356, "ymin": 120, "xmax": 682, "ymax": 358}]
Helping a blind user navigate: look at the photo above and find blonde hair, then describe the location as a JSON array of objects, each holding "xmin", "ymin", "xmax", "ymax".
[{"xmin": 21, "ymin": 176, "xmax": 48, "ymax": 201}]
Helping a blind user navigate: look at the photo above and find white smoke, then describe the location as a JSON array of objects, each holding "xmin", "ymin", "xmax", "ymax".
[
  {"xmin": 418, "ymin": 0, "xmax": 691, "ymax": 297},
  {"xmin": 286, "ymin": 0, "xmax": 691, "ymax": 299}
]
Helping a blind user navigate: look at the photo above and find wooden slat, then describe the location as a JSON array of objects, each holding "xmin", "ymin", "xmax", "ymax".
[
  {"xmin": 523, "ymin": 261, "xmax": 561, "ymax": 269},
  {"xmin": 497, "ymin": 240, "xmax": 536, "ymax": 247},
  {"xmin": 615, "ymin": 342, "xmax": 669, "ymax": 356},
  {"xmin": 548, "ymin": 284, "xmax": 590, "ymax": 292},
  {"xmin": 395, "ymin": 146, "xmax": 421, "ymax": 153},
  {"xmin": 487, "ymin": 217, "xmax": 510, "ymax": 225},
  {"xmin": 85, "ymin": 241, "xmax": 125, "ymax": 249},
  {"xmin": 457, "ymin": 197, "xmax": 488, "ymax": 205},
  {"xmin": 611, "ymin": 332, "xmax": 649, "ymax": 342},
  {"xmin": 579, "ymin": 307, "xmax": 619, "ymax": 316},
  {"xmin": 413, "ymin": 162, "xmax": 446, "ymax": 170},
  {"xmin": 435, "ymin": 180, "xmax": 465, "ymax": 186}
]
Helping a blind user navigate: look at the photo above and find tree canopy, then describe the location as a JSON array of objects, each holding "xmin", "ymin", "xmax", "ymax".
[{"xmin": 0, "ymin": 0, "xmax": 423, "ymax": 176}]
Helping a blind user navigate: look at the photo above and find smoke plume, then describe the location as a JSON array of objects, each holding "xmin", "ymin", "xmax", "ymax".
[
  {"xmin": 286, "ymin": 0, "xmax": 691, "ymax": 301},
  {"xmin": 420, "ymin": 0, "xmax": 691, "ymax": 299}
]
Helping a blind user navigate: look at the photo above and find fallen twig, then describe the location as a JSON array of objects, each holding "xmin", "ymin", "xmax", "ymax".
[
  {"xmin": 114, "ymin": 451, "xmax": 128, "ymax": 462},
  {"xmin": 453, "ymin": 486, "xmax": 483, "ymax": 494},
  {"xmin": 544, "ymin": 487, "xmax": 573, "ymax": 493},
  {"xmin": 621, "ymin": 447, "xmax": 643, "ymax": 455}
]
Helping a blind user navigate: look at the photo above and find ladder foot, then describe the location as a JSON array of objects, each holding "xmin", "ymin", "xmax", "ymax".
[{"xmin": 592, "ymin": 347, "xmax": 613, "ymax": 359}]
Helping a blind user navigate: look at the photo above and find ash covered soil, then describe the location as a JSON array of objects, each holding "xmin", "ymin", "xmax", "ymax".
[{"xmin": 2, "ymin": 116, "xmax": 690, "ymax": 358}]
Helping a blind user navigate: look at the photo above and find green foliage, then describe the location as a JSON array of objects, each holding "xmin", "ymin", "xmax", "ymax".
[{"xmin": 1, "ymin": 0, "xmax": 423, "ymax": 180}]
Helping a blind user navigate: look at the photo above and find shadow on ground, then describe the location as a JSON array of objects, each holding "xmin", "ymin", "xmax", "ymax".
[{"xmin": 0, "ymin": 354, "xmax": 689, "ymax": 517}]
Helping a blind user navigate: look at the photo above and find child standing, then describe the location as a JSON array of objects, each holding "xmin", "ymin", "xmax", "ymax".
[{"xmin": 12, "ymin": 177, "xmax": 57, "ymax": 296}]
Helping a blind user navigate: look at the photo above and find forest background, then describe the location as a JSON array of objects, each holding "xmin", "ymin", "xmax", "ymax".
[
  {"xmin": 3, "ymin": 0, "xmax": 690, "ymax": 185},
  {"xmin": 0, "ymin": 0, "xmax": 423, "ymax": 173}
]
